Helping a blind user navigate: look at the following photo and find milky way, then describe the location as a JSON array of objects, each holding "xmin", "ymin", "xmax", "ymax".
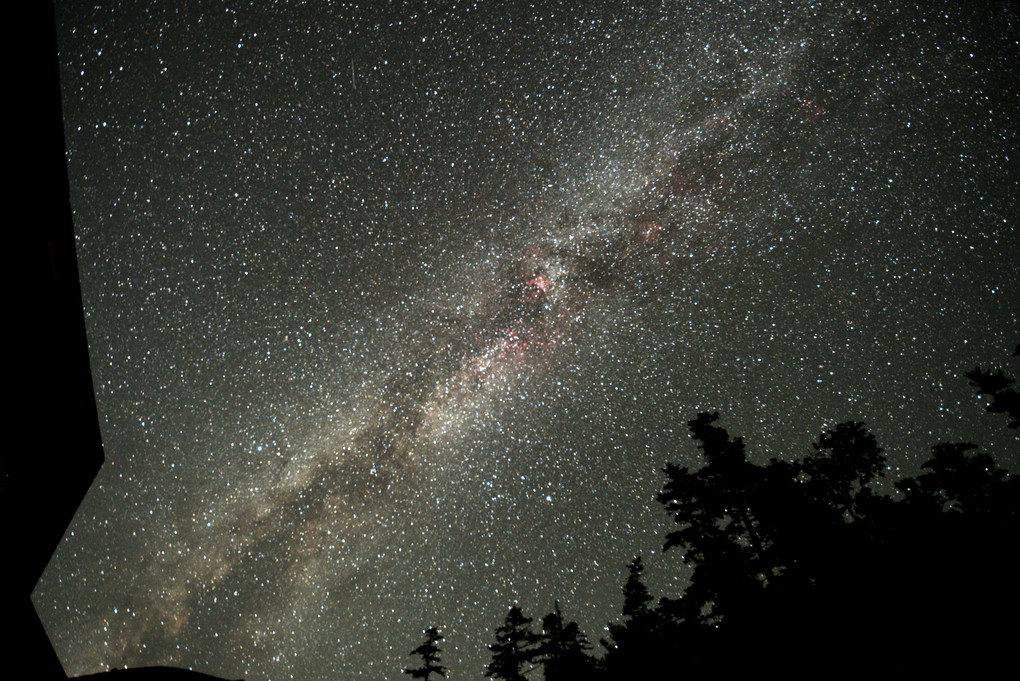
[{"xmin": 35, "ymin": 2, "xmax": 1017, "ymax": 679}]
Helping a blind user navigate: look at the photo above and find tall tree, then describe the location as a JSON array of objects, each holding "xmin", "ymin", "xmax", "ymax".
[
  {"xmin": 657, "ymin": 412, "xmax": 771, "ymax": 619},
  {"xmin": 485, "ymin": 606, "xmax": 540, "ymax": 681},
  {"xmin": 538, "ymin": 601, "xmax": 596, "ymax": 681},
  {"xmin": 799, "ymin": 421, "xmax": 885, "ymax": 521},
  {"xmin": 404, "ymin": 627, "xmax": 447, "ymax": 680}
]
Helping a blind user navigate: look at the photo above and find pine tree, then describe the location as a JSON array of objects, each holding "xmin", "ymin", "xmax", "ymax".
[
  {"xmin": 404, "ymin": 627, "xmax": 447, "ymax": 680},
  {"xmin": 485, "ymin": 606, "xmax": 540, "ymax": 681}
]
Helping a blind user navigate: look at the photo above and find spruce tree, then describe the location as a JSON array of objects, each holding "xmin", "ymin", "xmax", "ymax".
[
  {"xmin": 485, "ymin": 606, "xmax": 540, "ymax": 681},
  {"xmin": 404, "ymin": 627, "xmax": 447, "ymax": 680},
  {"xmin": 621, "ymin": 556, "xmax": 652, "ymax": 619}
]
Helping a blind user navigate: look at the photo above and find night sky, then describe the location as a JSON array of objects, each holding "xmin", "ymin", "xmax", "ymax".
[{"xmin": 35, "ymin": 1, "xmax": 1018, "ymax": 680}]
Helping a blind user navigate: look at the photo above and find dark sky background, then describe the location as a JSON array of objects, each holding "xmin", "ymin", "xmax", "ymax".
[{"xmin": 35, "ymin": 1, "xmax": 1017, "ymax": 680}]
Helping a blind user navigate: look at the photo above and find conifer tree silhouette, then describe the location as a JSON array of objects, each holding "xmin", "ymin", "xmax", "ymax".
[
  {"xmin": 620, "ymin": 557, "xmax": 652, "ymax": 619},
  {"xmin": 404, "ymin": 627, "xmax": 447, "ymax": 680},
  {"xmin": 601, "ymin": 554, "xmax": 688, "ymax": 680},
  {"xmin": 485, "ymin": 606, "xmax": 540, "ymax": 681},
  {"xmin": 537, "ymin": 601, "xmax": 596, "ymax": 680}
]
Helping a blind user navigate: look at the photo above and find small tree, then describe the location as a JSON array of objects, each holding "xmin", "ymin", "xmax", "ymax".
[
  {"xmin": 485, "ymin": 606, "xmax": 540, "ymax": 681},
  {"xmin": 621, "ymin": 556, "xmax": 652, "ymax": 619},
  {"xmin": 404, "ymin": 627, "xmax": 447, "ymax": 680}
]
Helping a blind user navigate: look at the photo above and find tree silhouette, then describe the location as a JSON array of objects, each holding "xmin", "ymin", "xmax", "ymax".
[
  {"xmin": 800, "ymin": 420, "xmax": 885, "ymax": 520},
  {"xmin": 537, "ymin": 601, "xmax": 596, "ymax": 680},
  {"xmin": 485, "ymin": 606, "xmax": 540, "ymax": 681},
  {"xmin": 897, "ymin": 442, "xmax": 1012, "ymax": 515},
  {"xmin": 653, "ymin": 415, "xmax": 900, "ymax": 673},
  {"xmin": 966, "ymin": 346, "xmax": 1020, "ymax": 428},
  {"xmin": 602, "ymin": 555, "xmax": 690, "ymax": 679},
  {"xmin": 411, "ymin": 345, "xmax": 1020, "ymax": 678},
  {"xmin": 620, "ymin": 557, "xmax": 652, "ymax": 619},
  {"xmin": 656, "ymin": 412, "xmax": 772, "ymax": 620},
  {"xmin": 404, "ymin": 627, "xmax": 447, "ymax": 680}
]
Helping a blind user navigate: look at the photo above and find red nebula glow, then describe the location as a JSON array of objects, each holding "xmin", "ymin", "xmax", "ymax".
[
  {"xmin": 522, "ymin": 274, "xmax": 551, "ymax": 301},
  {"xmin": 637, "ymin": 220, "xmax": 660, "ymax": 243},
  {"xmin": 499, "ymin": 327, "xmax": 530, "ymax": 355}
]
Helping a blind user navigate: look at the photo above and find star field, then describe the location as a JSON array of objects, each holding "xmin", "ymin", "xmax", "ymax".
[{"xmin": 35, "ymin": 2, "xmax": 1018, "ymax": 679}]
